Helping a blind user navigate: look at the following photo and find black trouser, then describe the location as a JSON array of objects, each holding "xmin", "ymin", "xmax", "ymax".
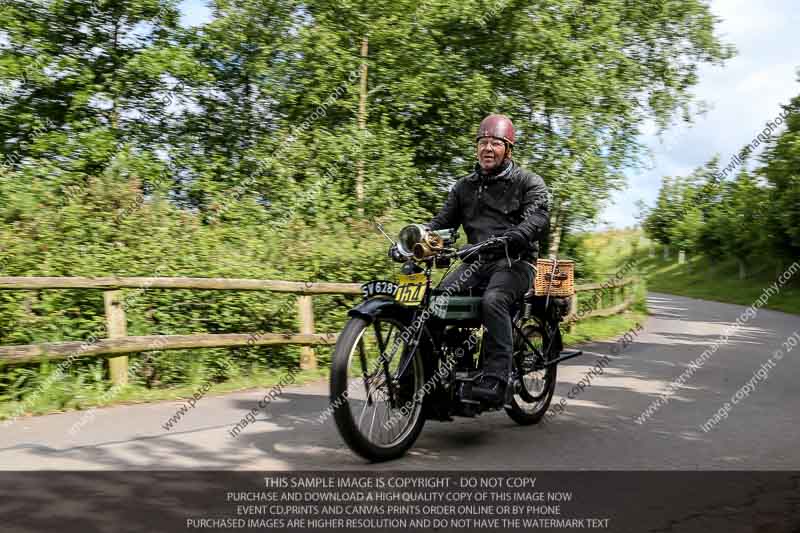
[{"xmin": 437, "ymin": 257, "xmax": 534, "ymax": 379}]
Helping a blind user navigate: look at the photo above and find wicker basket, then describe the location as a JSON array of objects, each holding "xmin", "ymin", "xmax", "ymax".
[{"xmin": 534, "ymin": 259, "xmax": 575, "ymax": 297}]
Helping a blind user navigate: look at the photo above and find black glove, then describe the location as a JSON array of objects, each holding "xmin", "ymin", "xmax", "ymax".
[
  {"xmin": 502, "ymin": 229, "xmax": 528, "ymax": 253},
  {"xmin": 388, "ymin": 244, "xmax": 406, "ymax": 263}
]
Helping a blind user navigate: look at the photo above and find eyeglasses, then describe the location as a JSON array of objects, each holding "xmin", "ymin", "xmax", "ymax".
[{"xmin": 477, "ymin": 138, "xmax": 506, "ymax": 149}]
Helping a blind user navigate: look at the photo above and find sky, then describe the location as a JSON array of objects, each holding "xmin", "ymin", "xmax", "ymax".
[
  {"xmin": 178, "ymin": 0, "xmax": 213, "ymax": 27},
  {"xmin": 177, "ymin": 0, "xmax": 800, "ymax": 229}
]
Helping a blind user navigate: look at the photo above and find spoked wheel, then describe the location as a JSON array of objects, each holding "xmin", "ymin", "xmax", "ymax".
[
  {"xmin": 330, "ymin": 316, "xmax": 426, "ymax": 462},
  {"xmin": 505, "ymin": 321, "xmax": 557, "ymax": 425}
]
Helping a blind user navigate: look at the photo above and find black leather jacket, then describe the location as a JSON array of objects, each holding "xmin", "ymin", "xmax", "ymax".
[{"xmin": 427, "ymin": 160, "xmax": 550, "ymax": 260}]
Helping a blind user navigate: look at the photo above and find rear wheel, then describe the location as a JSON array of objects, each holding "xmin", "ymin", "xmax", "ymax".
[
  {"xmin": 505, "ymin": 321, "xmax": 557, "ymax": 425},
  {"xmin": 330, "ymin": 315, "xmax": 426, "ymax": 461}
]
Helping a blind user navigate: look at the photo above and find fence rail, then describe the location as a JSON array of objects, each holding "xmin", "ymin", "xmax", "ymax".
[
  {"xmin": 0, "ymin": 276, "xmax": 638, "ymax": 383},
  {"xmin": 0, "ymin": 277, "xmax": 362, "ymax": 294}
]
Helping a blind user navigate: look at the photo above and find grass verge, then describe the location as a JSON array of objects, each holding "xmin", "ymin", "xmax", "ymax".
[
  {"xmin": 638, "ymin": 252, "xmax": 800, "ymax": 315},
  {"xmin": 563, "ymin": 310, "xmax": 648, "ymax": 347},
  {"xmin": 0, "ymin": 365, "xmax": 331, "ymax": 421}
]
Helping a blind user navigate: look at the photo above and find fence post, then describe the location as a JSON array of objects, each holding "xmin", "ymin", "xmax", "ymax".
[
  {"xmin": 567, "ymin": 292, "xmax": 578, "ymax": 333},
  {"xmin": 104, "ymin": 290, "xmax": 128, "ymax": 386},
  {"xmin": 297, "ymin": 295, "xmax": 317, "ymax": 370}
]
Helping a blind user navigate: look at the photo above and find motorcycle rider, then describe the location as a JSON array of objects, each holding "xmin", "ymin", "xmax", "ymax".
[{"xmin": 426, "ymin": 114, "xmax": 550, "ymax": 406}]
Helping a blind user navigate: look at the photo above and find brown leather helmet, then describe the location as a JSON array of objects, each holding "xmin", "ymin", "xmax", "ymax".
[{"xmin": 476, "ymin": 114, "xmax": 515, "ymax": 146}]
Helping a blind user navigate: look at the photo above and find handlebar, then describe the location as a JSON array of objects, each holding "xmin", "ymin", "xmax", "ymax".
[
  {"xmin": 389, "ymin": 236, "xmax": 509, "ymax": 264},
  {"xmin": 448, "ymin": 236, "xmax": 509, "ymax": 260}
]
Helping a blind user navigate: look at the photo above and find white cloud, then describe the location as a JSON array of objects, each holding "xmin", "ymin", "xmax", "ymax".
[{"xmin": 179, "ymin": 0, "xmax": 213, "ymax": 27}]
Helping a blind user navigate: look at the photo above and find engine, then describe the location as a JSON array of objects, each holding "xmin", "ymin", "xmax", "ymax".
[{"xmin": 443, "ymin": 326, "xmax": 479, "ymax": 371}]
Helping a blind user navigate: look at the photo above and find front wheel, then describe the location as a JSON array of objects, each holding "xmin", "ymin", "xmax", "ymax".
[
  {"xmin": 330, "ymin": 315, "xmax": 426, "ymax": 461},
  {"xmin": 505, "ymin": 322, "xmax": 557, "ymax": 425}
]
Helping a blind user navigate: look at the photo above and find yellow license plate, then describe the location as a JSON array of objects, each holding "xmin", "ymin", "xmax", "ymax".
[{"xmin": 395, "ymin": 273, "xmax": 428, "ymax": 305}]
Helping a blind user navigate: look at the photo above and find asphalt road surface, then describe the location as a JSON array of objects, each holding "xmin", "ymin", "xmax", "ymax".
[{"xmin": 1, "ymin": 292, "xmax": 798, "ymax": 471}]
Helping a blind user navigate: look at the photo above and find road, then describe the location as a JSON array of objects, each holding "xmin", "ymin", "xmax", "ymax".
[{"xmin": 1, "ymin": 292, "xmax": 798, "ymax": 470}]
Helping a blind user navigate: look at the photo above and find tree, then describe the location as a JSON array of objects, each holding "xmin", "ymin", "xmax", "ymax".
[
  {"xmin": 702, "ymin": 170, "xmax": 769, "ymax": 277},
  {"xmin": 644, "ymin": 176, "xmax": 683, "ymax": 247},
  {"xmin": 0, "ymin": 0, "xmax": 193, "ymax": 170},
  {"xmin": 760, "ymin": 89, "xmax": 800, "ymax": 260}
]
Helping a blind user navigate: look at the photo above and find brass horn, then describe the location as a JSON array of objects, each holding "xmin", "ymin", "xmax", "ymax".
[
  {"xmin": 413, "ymin": 231, "xmax": 445, "ymax": 259},
  {"xmin": 396, "ymin": 224, "xmax": 456, "ymax": 260}
]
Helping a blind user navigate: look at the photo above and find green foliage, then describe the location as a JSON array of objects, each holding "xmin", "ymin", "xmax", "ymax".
[
  {"xmin": 760, "ymin": 93, "xmax": 800, "ymax": 258},
  {"xmin": 643, "ymin": 161, "xmax": 717, "ymax": 250},
  {"xmin": 559, "ymin": 232, "xmax": 598, "ymax": 281},
  {"xmin": 573, "ymin": 229, "xmax": 644, "ymax": 281}
]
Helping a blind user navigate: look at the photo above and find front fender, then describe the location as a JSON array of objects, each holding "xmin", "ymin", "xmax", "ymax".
[
  {"xmin": 348, "ymin": 297, "xmax": 440, "ymax": 379},
  {"xmin": 347, "ymin": 297, "xmax": 415, "ymax": 325}
]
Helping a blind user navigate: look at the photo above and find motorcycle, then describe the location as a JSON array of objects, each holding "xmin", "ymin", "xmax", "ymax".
[{"xmin": 330, "ymin": 224, "xmax": 583, "ymax": 461}]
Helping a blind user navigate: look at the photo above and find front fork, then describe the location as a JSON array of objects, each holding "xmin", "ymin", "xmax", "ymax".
[{"xmin": 393, "ymin": 262, "xmax": 435, "ymax": 390}]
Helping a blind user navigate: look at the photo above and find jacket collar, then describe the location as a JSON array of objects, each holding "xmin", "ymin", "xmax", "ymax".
[{"xmin": 467, "ymin": 159, "xmax": 514, "ymax": 182}]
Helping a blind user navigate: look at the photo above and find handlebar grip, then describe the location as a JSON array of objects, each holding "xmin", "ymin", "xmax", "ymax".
[
  {"xmin": 456, "ymin": 237, "xmax": 507, "ymax": 259},
  {"xmin": 456, "ymin": 244, "xmax": 480, "ymax": 258},
  {"xmin": 388, "ymin": 245, "xmax": 406, "ymax": 263}
]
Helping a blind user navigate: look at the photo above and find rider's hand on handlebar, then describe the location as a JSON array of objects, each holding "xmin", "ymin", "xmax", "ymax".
[
  {"xmin": 456, "ymin": 237, "xmax": 506, "ymax": 262},
  {"xmin": 502, "ymin": 229, "xmax": 527, "ymax": 253},
  {"xmin": 388, "ymin": 244, "xmax": 406, "ymax": 263},
  {"xmin": 480, "ymin": 236, "xmax": 510, "ymax": 251}
]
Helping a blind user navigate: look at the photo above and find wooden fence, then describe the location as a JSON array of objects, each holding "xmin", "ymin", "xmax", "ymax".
[{"xmin": 0, "ymin": 276, "xmax": 637, "ymax": 385}]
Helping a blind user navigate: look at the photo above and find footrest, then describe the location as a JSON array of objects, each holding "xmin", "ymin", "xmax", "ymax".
[
  {"xmin": 542, "ymin": 349, "xmax": 584, "ymax": 367},
  {"xmin": 454, "ymin": 371, "xmax": 482, "ymax": 382}
]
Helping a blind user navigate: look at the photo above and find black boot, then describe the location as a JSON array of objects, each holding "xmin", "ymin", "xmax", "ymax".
[{"xmin": 471, "ymin": 372, "xmax": 507, "ymax": 407}]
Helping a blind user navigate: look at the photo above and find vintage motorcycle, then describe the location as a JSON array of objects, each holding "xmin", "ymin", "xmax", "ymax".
[{"xmin": 330, "ymin": 224, "xmax": 582, "ymax": 461}]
